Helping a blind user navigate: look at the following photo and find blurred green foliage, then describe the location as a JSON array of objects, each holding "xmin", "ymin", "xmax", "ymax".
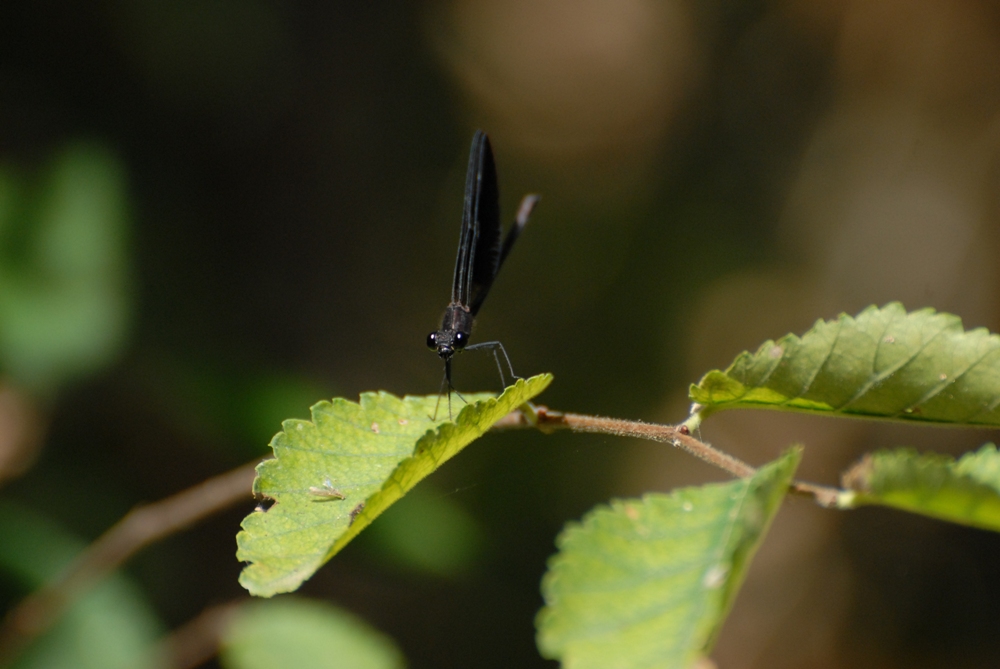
[
  {"xmin": 150, "ymin": 357, "xmax": 332, "ymax": 458},
  {"xmin": 220, "ymin": 597, "xmax": 404, "ymax": 669},
  {"xmin": 0, "ymin": 144, "xmax": 130, "ymax": 395},
  {"xmin": 0, "ymin": 502, "xmax": 163, "ymax": 669},
  {"xmin": 363, "ymin": 483, "xmax": 485, "ymax": 578}
]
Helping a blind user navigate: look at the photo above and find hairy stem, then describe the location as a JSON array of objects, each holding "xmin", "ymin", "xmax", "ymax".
[
  {"xmin": 545, "ymin": 410, "xmax": 756, "ymax": 478},
  {"xmin": 502, "ymin": 404, "xmax": 843, "ymax": 507}
]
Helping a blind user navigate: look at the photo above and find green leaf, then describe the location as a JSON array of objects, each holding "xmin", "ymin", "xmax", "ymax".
[
  {"xmin": 536, "ymin": 449, "xmax": 801, "ymax": 669},
  {"xmin": 0, "ymin": 502, "xmax": 164, "ymax": 669},
  {"xmin": 840, "ymin": 444, "xmax": 1000, "ymax": 531},
  {"xmin": 237, "ymin": 374, "xmax": 552, "ymax": 597},
  {"xmin": 689, "ymin": 303, "xmax": 1000, "ymax": 427},
  {"xmin": 220, "ymin": 597, "xmax": 404, "ymax": 669}
]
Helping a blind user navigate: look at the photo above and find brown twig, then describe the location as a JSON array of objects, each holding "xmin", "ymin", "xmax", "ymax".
[
  {"xmin": 789, "ymin": 481, "xmax": 842, "ymax": 508},
  {"xmin": 0, "ymin": 459, "xmax": 261, "ymax": 667},
  {"xmin": 502, "ymin": 404, "xmax": 845, "ymax": 507},
  {"xmin": 158, "ymin": 600, "xmax": 245, "ymax": 669},
  {"xmin": 503, "ymin": 405, "xmax": 755, "ymax": 477}
]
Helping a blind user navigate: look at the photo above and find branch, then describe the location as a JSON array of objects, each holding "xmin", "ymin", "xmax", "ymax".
[
  {"xmin": 501, "ymin": 404, "xmax": 843, "ymax": 508},
  {"xmin": 158, "ymin": 600, "xmax": 245, "ymax": 669},
  {"xmin": 0, "ymin": 459, "xmax": 261, "ymax": 667},
  {"xmin": 0, "ymin": 402, "xmax": 845, "ymax": 666},
  {"xmin": 788, "ymin": 480, "xmax": 841, "ymax": 508}
]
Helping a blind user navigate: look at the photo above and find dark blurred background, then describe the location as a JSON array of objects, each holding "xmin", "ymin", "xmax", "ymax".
[{"xmin": 2, "ymin": 0, "xmax": 1000, "ymax": 667}]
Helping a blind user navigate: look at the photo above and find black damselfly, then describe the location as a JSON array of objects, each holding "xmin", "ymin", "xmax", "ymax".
[{"xmin": 427, "ymin": 130, "xmax": 539, "ymax": 418}]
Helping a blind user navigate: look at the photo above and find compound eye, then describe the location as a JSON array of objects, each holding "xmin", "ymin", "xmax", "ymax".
[
  {"xmin": 454, "ymin": 331, "xmax": 469, "ymax": 349},
  {"xmin": 426, "ymin": 332, "xmax": 437, "ymax": 350}
]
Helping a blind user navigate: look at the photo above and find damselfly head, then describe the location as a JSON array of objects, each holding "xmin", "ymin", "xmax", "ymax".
[{"xmin": 427, "ymin": 329, "xmax": 468, "ymax": 359}]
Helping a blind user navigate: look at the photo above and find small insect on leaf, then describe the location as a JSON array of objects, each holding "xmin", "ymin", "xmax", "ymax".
[
  {"xmin": 309, "ymin": 478, "xmax": 346, "ymax": 501},
  {"xmin": 349, "ymin": 502, "xmax": 365, "ymax": 525}
]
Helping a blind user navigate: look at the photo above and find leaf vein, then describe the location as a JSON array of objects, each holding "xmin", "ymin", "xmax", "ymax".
[
  {"xmin": 903, "ymin": 344, "xmax": 996, "ymax": 417},
  {"xmin": 839, "ymin": 316, "xmax": 953, "ymax": 414},
  {"xmin": 787, "ymin": 317, "xmax": 844, "ymax": 406}
]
